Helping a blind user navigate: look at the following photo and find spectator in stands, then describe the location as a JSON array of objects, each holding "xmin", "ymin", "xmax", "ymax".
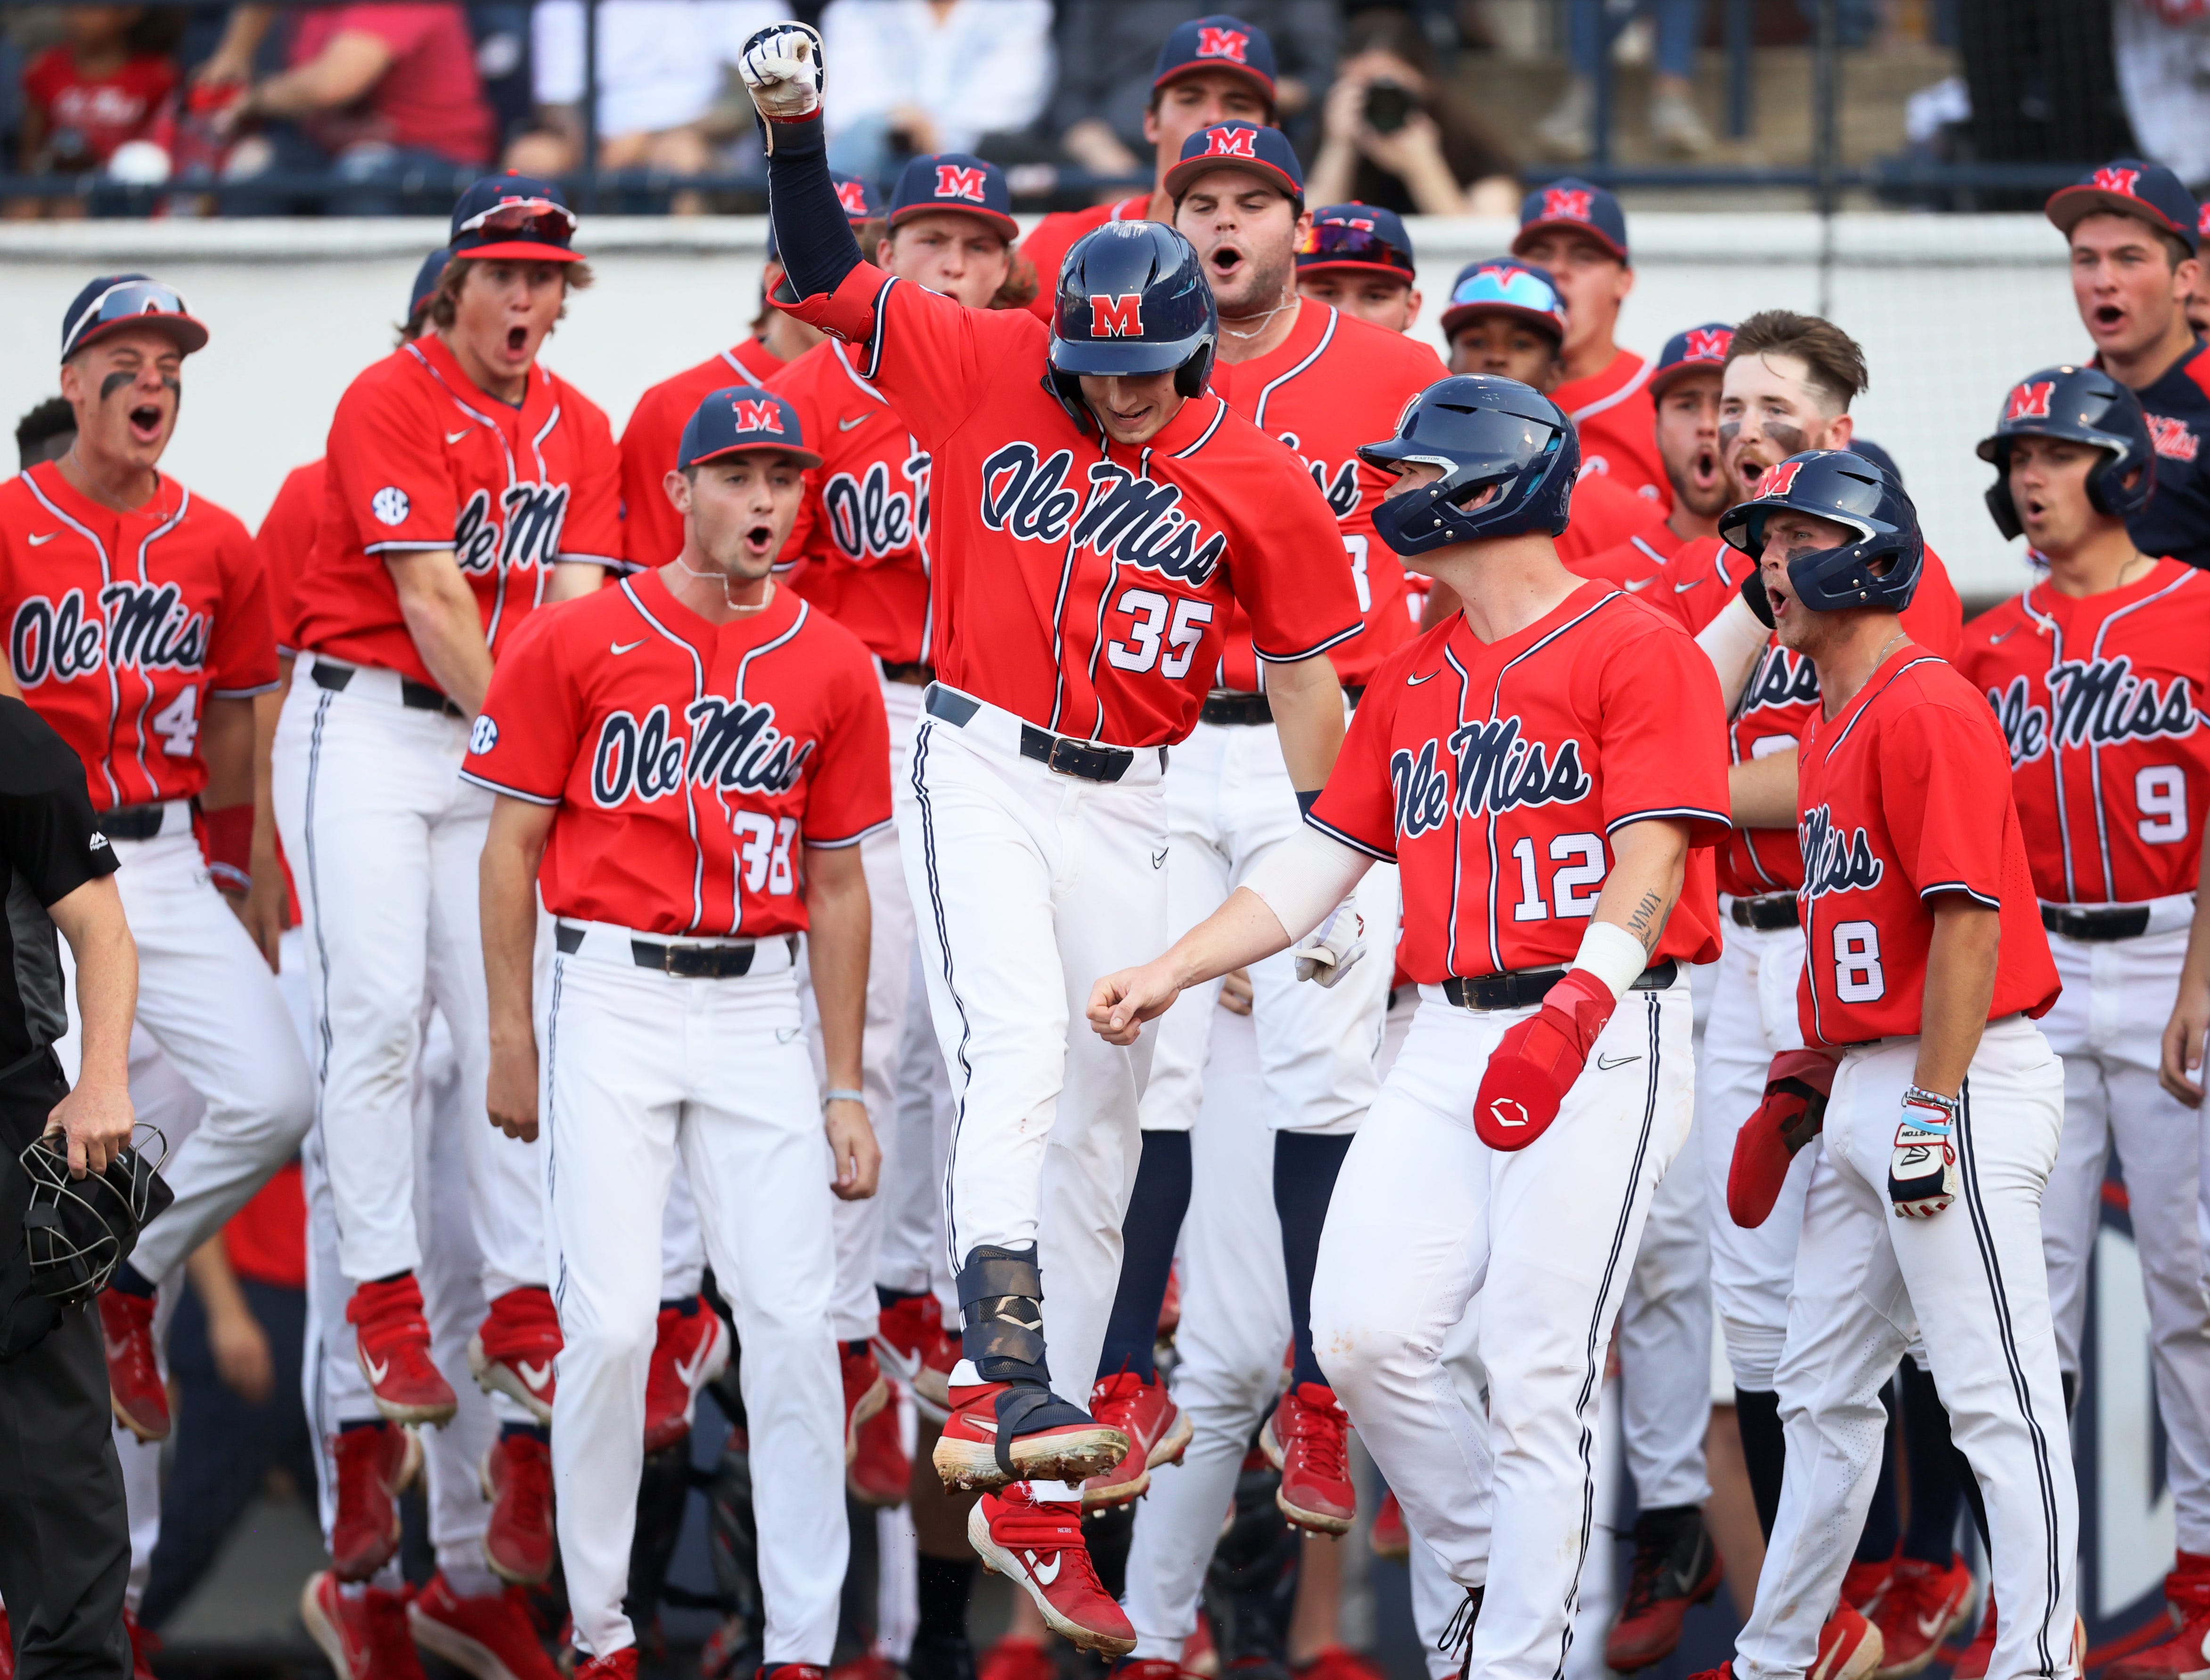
[
  {"xmin": 504, "ymin": 1, "xmax": 775, "ymax": 209},
  {"xmin": 1047, "ymin": 1, "xmax": 1337, "ymax": 187},
  {"xmin": 2114, "ymin": 0, "xmax": 2210, "ymax": 190},
  {"xmin": 1303, "ymin": 8, "xmax": 1516, "ymax": 218},
  {"xmin": 17, "ymin": 7, "xmax": 181, "ymax": 182},
  {"xmin": 819, "ymin": 0, "xmax": 1055, "ymax": 187},
  {"xmin": 195, "ymin": 2, "xmax": 493, "ymax": 212},
  {"xmin": 1535, "ymin": 0, "xmax": 1711, "ymax": 161},
  {"xmin": 1954, "ymin": 0, "xmax": 2132, "ymax": 208}
]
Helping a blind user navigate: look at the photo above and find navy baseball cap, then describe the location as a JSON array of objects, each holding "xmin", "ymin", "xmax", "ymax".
[
  {"xmin": 1297, "ymin": 204, "xmax": 1416, "ymax": 282},
  {"xmin": 2046, "ymin": 159, "xmax": 2200, "ymax": 254},
  {"xmin": 1648, "ymin": 321, "xmax": 1734, "ymax": 398},
  {"xmin": 60, "ymin": 273, "xmax": 208, "ymax": 363},
  {"xmin": 1849, "ymin": 437, "xmax": 1903, "ymax": 488},
  {"xmin": 1512, "ymin": 178, "xmax": 1629, "ymax": 264},
  {"xmin": 408, "ymin": 247, "xmax": 454, "ymax": 319},
  {"xmin": 1152, "ymin": 14, "xmax": 1276, "ymax": 103},
  {"xmin": 1164, "ymin": 120, "xmax": 1302, "ymax": 204},
  {"xmin": 449, "ymin": 174, "xmax": 582, "ymax": 263},
  {"xmin": 678, "ymin": 386, "xmax": 821, "ymax": 471},
  {"xmin": 887, "ymin": 153, "xmax": 1017, "ymax": 240},
  {"xmin": 1439, "ymin": 259, "xmax": 1567, "ymax": 344}
]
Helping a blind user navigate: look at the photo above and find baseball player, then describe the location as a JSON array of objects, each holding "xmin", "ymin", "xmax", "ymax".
[
  {"xmin": 1018, "ymin": 13, "xmax": 1278, "ymax": 318},
  {"xmin": 1094, "ymin": 113, "xmax": 1441, "ymax": 1546},
  {"xmin": 2045, "ymin": 160, "xmax": 2210, "ymax": 572},
  {"xmin": 1090, "ymin": 372, "xmax": 1731, "ymax": 1680},
  {"xmin": 1509, "ymin": 180, "xmax": 1668, "ymax": 509},
  {"xmin": 274, "ymin": 177, "xmax": 619, "ymax": 1455},
  {"xmin": 464, "ymin": 383, "xmax": 886, "ymax": 1680},
  {"xmin": 739, "ymin": 21, "xmax": 1363, "ymax": 1653},
  {"xmin": 1699, "ymin": 449, "xmax": 2076, "ymax": 1680},
  {"xmin": 1960, "ymin": 367, "xmax": 2210, "ymax": 1680},
  {"xmin": 0, "ymin": 276, "xmax": 311, "ymax": 1449},
  {"xmin": 1573, "ymin": 323, "xmax": 1735, "ymax": 595},
  {"xmin": 620, "ymin": 173, "xmax": 884, "ymax": 574},
  {"xmin": 1293, "ymin": 203, "xmax": 1423, "ymax": 334}
]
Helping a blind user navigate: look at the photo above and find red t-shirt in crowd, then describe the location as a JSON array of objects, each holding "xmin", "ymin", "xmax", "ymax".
[
  {"xmin": 224, "ymin": 1160, "xmax": 306, "ymax": 1290},
  {"xmin": 1554, "ymin": 349, "xmax": 1668, "ymax": 513},
  {"xmin": 289, "ymin": 4, "xmax": 492, "ymax": 165},
  {"xmin": 22, "ymin": 46, "xmax": 177, "ymax": 165},
  {"xmin": 1555, "ymin": 469, "xmax": 1670, "ymax": 570}
]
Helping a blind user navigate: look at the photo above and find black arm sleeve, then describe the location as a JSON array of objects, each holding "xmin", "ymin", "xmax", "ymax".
[{"xmin": 762, "ymin": 113, "xmax": 862, "ymax": 302}]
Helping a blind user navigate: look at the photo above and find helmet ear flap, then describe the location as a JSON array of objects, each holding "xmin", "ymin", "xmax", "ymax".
[
  {"xmin": 1174, "ymin": 342, "xmax": 1214, "ymax": 399},
  {"xmin": 1985, "ymin": 477, "xmax": 2023, "ymax": 542}
]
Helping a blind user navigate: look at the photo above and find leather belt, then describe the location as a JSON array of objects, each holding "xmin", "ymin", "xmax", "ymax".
[
  {"xmin": 311, "ymin": 658, "xmax": 463, "ymax": 718},
  {"xmin": 881, "ymin": 661, "xmax": 935, "ymax": 687},
  {"xmin": 925, "ymin": 685, "xmax": 1148, "ymax": 783},
  {"xmin": 555, "ymin": 922, "xmax": 796, "ymax": 979},
  {"xmin": 2041, "ymin": 903, "xmax": 2150, "ymax": 942},
  {"xmin": 1442, "ymin": 959, "xmax": 1678, "ymax": 1012},
  {"xmin": 1201, "ymin": 691, "xmax": 1272, "ymax": 727},
  {"xmin": 99, "ymin": 803, "xmax": 167, "ymax": 841},
  {"xmin": 1730, "ymin": 895, "xmax": 1801, "ymax": 931}
]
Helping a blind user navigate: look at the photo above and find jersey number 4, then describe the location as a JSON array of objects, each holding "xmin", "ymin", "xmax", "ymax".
[
  {"xmin": 152, "ymin": 685, "xmax": 199, "ymax": 758},
  {"xmin": 1107, "ymin": 589, "xmax": 1213, "ymax": 679}
]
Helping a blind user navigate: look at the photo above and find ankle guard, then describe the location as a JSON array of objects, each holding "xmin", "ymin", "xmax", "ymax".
[{"xmin": 958, "ymin": 1246, "xmax": 1050, "ymax": 1383}]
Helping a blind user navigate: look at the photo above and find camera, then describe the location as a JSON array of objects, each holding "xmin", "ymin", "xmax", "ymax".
[{"xmin": 1364, "ymin": 80, "xmax": 1416, "ymax": 133}]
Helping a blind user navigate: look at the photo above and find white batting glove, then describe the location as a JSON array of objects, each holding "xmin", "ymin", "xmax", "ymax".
[
  {"xmin": 1887, "ymin": 1088, "xmax": 1960, "ymax": 1218},
  {"xmin": 739, "ymin": 22, "xmax": 825, "ymax": 123},
  {"xmin": 1293, "ymin": 907, "xmax": 1367, "ymax": 988}
]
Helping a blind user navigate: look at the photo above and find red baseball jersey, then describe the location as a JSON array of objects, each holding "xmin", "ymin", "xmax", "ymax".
[
  {"xmin": 1555, "ymin": 468, "xmax": 1670, "ymax": 570},
  {"xmin": 0, "ymin": 461, "xmax": 277, "ymax": 811},
  {"xmin": 1795, "ymin": 650, "xmax": 2058, "ymax": 1047},
  {"xmin": 295, "ymin": 336, "xmax": 623, "ymax": 689},
  {"xmin": 781, "ymin": 260, "xmax": 1362, "ymax": 748},
  {"xmin": 23, "ymin": 45, "xmax": 176, "ymax": 166},
  {"xmin": 1956, "ymin": 558, "xmax": 2210, "ymax": 905},
  {"xmin": 257, "ymin": 457, "xmax": 325, "ymax": 655},
  {"xmin": 620, "ymin": 338, "xmax": 788, "ymax": 569},
  {"xmin": 461, "ymin": 572, "xmax": 891, "ymax": 938},
  {"xmin": 768, "ymin": 340, "xmax": 932, "ymax": 666},
  {"xmin": 1016, "ymin": 195, "xmax": 1154, "ymax": 322},
  {"xmin": 1569, "ymin": 524, "xmax": 1681, "ymax": 595},
  {"xmin": 1308, "ymin": 581, "xmax": 1731, "ymax": 983},
  {"xmin": 1555, "ymin": 350, "xmax": 1669, "ymax": 513},
  {"xmin": 1207, "ymin": 300, "xmax": 1448, "ymax": 689}
]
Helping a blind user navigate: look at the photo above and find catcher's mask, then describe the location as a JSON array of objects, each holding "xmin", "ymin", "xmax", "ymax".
[{"xmin": 19, "ymin": 1127, "xmax": 171, "ymax": 1305}]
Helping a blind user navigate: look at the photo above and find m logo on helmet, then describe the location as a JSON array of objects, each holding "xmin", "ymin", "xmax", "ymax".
[
  {"xmin": 1203, "ymin": 126, "xmax": 1257, "ymax": 160},
  {"xmin": 1541, "ymin": 187, "xmax": 1592, "ymax": 223},
  {"xmin": 734, "ymin": 399, "xmax": 784, "ymax": 433},
  {"xmin": 2092, "ymin": 166, "xmax": 2141, "ymax": 197},
  {"xmin": 834, "ymin": 180, "xmax": 869, "ymax": 217},
  {"xmin": 1090, "ymin": 294, "xmax": 1144, "ymax": 337},
  {"xmin": 934, "ymin": 164, "xmax": 987, "ymax": 203},
  {"xmin": 2005, "ymin": 382, "xmax": 2054, "ymax": 423},
  {"xmin": 1685, "ymin": 327, "xmax": 1732, "ymax": 362},
  {"xmin": 1195, "ymin": 25, "xmax": 1249, "ymax": 62},
  {"xmin": 1755, "ymin": 460, "xmax": 1805, "ymax": 499}
]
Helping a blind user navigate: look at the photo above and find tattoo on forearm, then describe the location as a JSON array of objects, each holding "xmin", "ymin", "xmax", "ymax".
[{"xmin": 1624, "ymin": 890, "xmax": 1665, "ymax": 954}]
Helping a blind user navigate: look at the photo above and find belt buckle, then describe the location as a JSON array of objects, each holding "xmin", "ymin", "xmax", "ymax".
[{"xmin": 1045, "ymin": 736, "xmax": 1092, "ymax": 779}]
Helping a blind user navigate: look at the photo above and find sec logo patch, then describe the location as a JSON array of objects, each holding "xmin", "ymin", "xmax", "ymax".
[
  {"xmin": 371, "ymin": 486, "xmax": 412, "ymax": 527},
  {"xmin": 470, "ymin": 714, "xmax": 499, "ymax": 754}
]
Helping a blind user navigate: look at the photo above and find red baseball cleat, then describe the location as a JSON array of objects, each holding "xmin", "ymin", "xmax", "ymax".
[
  {"xmin": 2104, "ymin": 1611, "xmax": 2210, "ymax": 1680},
  {"xmin": 764, "ymin": 1667, "xmax": 829, "ymax": 1680},
  {"xmin": 99, "ymin": 1288, "xmax": 169, "ymax": 1442},
  {"xmin": 933, "ymin": 1380, "xmax": 1129, "ymax": 1491},
  {"xmin": 977, "ymin": 1638, "xmax": 1057, "ymax": 1680},
  {"xmin": 348, "ymin": 1274, "xmax": 457, "ymax": 1427},
  {"xmin": 301, "ymin": 1570, "xmax": 428, "ymax": 1680},
  {"xmin": 1297, "ymin": 1648, "xmax": 1388, "ymax": 1680},
  {"xmin": 1605, "ymin": 1506, "xmax": 1723, "ymax": 1672},
  {"xmin": 825, "ymin": 1659, "xmax": 892, "ymax": 1680},
  {"xmin": 873, "ymin": 1294, "xmax": 955, "ymax": 1424},
  {"xmin": 331, "ymin": 1420, "xmax": 422, "ymax": 1582},
  {"xmin": 1370, "ymin": 1490, "xmax": 1409, "ymax": 1561},
  {"xmin": 407, "ymin": 1569, "xmax": 562, "ymax": 1680},
  {"xmin": 572, "ymin": 1651, "xmax": 637, "ymax": 1680},
  {"xmin": 1842, "ymin": 1555, "xmax": 1896, "ymax": 1615},
  {"xmin": 968, "ymin": 1484, "xmax": 1137, "ymax": 1656},
  {"xmin": 1812, "ymin": 1602, "xmax": 1886, "ymax": 1680},
  {"xmin": 1081, "ymin": 1369, "xmax": 1193, "ymax": 1510},
  {"xmin": 1870, "ymin": 1554, "xmax": 1976, "ymax": 1679},
  {"xmin": 469, "ymin": 1287, "xmax": 562, "ymax": 1426},
  {"xmin": 124, "ymin": 1609, "xmax": 158, "ymax": 1680},
  {"xmin": 1111, "ymin": 1663, "xmax": 1190, "ymax": 1680},
  {"xmin": 1948, "ymin": 1593, "xmax": 1996, "ymax": 1680},
  {"xmin": 480, "ymin": 1432, "xmax": 556, "ymax": 1584},
  {"xmin": 1182, "ymin": 1616, "xmax": 1217, "ymax": 1678},
  {"xmin": 0, "ymin": 1606, "xmax": 13, "ymax": 1680},
  {"xmin": 849, "ymin": 1392, "xmax": 912, "ymax": 1505},
  {"xmin": 842, "ymin": 1342, "xmax": 890, "ymax": 1463},
  {"xmin": 643, "ymin": 1298, "xmax": 728, "ymax": 1452},
  {"xmin": 1261, "ymin": 1382, "xmax": 1355, "ymax": 1533}
]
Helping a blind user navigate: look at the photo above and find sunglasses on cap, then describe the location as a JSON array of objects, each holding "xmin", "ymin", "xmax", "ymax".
[
  {"xmin": 1298, "ymin": 220, "xmax": 1414, "ymax": 275},
  {"xmin": 1450, "ymin": 267, "xmax": 1561, "ymax": 315},
  {"xmin": 456, "ymin": 196, "xmax": 579, "ymax": 241},
  {"xmin": 61, "ymin": 278, "xmax": 196, "ymax": 362}
]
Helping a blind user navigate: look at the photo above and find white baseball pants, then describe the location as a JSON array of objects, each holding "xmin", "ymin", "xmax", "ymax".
[
  {"xmin": 273, "ymin": 663, "xmax": 547, "ymax": 1298},
  {"xmin": 2038, "ymin": 917, "xmax": 2210, "ymax": 1553},
  {"xmin": 1139, "ymin": 715, "xmax": 1393, "ymax": 1138},
  {"xmin": 1312, "ymin": 982, "xmax": 1694, "ymax": 1680},
  {"xmin": 899, "ymin": 690, "xmax": 1166, "ymax": 1406},
  {"xmin": 875, "ymin": 934, "xmax": 958, "ymax": 1314},
  {"xmin": 1616, "ymin": 1109, "xmax": 1714, "ymax": 1511},
  {"xmin": 52, "ymin": 812, "xmax": 313, "ymax": 1284},
  {"xmin": 1738, "ymin": 1017, "xmax": 2076, "ymax": 1680},
  {"xmin": 1698, "ymin": 917, "xmax": 1811, "ymax": 1392},
  {"xmin": 541, "ymin": 930, "xmax": 844, "ymax": 1664}
]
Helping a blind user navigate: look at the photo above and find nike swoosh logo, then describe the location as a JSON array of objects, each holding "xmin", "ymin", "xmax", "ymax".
[
  {"xmin": 839, "ymin": 414, "xmax": 869, "ymax": 431},
  {"xmin": 446, "ymin": 429, "xmax": 471, "ymax": 445},
  {"xmin": 1406, "ymin": 671, "xmax": 1437, "ymax": 686},
  {"xmin": 104, "ymin": 1334, "xmax": 131, "ymax": 1361},
  {"xmin": 1596, "ymin": 1052, "xmax": 1642, "ymax": 1070},
  {"xmin": 777, "ymin": 1026, "xmax": 803, "ymax": 1043},
  {"xmin": 1915, "ymin": 1610, "xmax": 1950, "ymax": 1639},
  {"xmin": 1027, "ymin": 1551, "xmax": 1062, "ymax": 1586},
  {"xmin": 518, "ymin": 1360, "xmax": 553, "ymax": 1390},
  {"xmin": 1152, "ymin": 848, "xmax": 1168, "ymax": 868},
  {"xmin": 1624, "ymin": 576, "xmax": 1653, "ymax": 591},
  {"xmin": 27, "ymin": 531, "xmax": 58, "ymax": 546},
  {"xmin": 967, "ymin": 1416, "xmax": 999, "ymax": 1435},
  {"xmin": 364, "ymin": 1354, "xmax": 390, "ymax": 1384},
  {"xmin": 1989, "ymin": 626, "xmax": 2018, "ymax": 644},
  {"xmin": 1673, "ymin": 577, "xmax": 1703, "ymax": 592},
  {"xmin": 673, "ymin": 1341, "xmax": 714, "ymax": 1388},
  {"xmin": 612, "ymin": 639, "xmax": 646, "ymax": 655}
]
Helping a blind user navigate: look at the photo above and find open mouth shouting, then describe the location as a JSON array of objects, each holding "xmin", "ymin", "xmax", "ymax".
[
  {"xmin": 126, "ymin": 399, "xmax": 168, "ymax": 446},
  {"xmin": 506, "ymin": 324, "xmax": 530, "ymax": 355},
  {"xmin": 739, "ymin": 522, "xmax": 778, "ymax": 563}
]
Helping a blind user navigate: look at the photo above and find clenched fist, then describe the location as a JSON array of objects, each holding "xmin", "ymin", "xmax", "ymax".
[{"xmin": 739, "ymin": 22, "xmax": 825, "ymax": 122}]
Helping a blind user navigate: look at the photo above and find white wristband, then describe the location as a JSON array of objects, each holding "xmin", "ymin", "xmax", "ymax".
[
  {"xmin": 1695, "ymin": 592, "xmax": 1771, "ymax": 710},
  {"xmin": 1572, "ymin": 921, "xmax": 1650, "ymax": 1003}
]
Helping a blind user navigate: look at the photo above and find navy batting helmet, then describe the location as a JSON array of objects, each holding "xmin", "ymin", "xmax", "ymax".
[
  {"xmin": 1049, "ymin": 221, "xmax": 1218, "ymax": 402},
  {"xmin": 1721, "ymin": 450, "xmax": 1924, "ymax": 619},
  {"xmin": 1357, "ymin": 375, "xmax": 1580, "ymax": 555},
  {"xmin": 1975, "ymin": 365, "xmax": 2155, "ymax": 541}
]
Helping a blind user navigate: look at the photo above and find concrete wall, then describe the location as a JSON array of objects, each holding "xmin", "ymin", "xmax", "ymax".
[{"xmin": 0, "ymin": 212, "xmax": 2082, "ymax": 600}]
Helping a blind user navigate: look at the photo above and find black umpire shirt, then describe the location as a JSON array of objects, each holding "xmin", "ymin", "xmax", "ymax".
[{"xmin": 0, "ymin": 696, "xmax": 116, "ymax": 1079}]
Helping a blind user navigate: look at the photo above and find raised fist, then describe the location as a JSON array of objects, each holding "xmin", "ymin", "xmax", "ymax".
[{"xmin": 739, "ymin": 22, "xmax": 825, "ymax": 122}]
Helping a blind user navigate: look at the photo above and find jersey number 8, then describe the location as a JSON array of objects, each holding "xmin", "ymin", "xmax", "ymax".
[{"xmin": 1832, "ymin": 919, "xmax": 1884, "ymax": 1003}]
